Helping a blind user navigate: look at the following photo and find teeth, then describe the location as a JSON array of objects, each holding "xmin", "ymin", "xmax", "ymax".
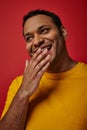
[{"xmin": 41, "ymin": 45, "xmax": 52, "ymax": 51}]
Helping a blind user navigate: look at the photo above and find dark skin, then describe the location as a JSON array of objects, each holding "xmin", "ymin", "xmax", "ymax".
[
  {"xmin": 0, "ymin": 14, "xmax": 77, "ymax": 130},
  {"xmin": 24, "ymin": 14, "xmax": 77, "ymax": 73}
]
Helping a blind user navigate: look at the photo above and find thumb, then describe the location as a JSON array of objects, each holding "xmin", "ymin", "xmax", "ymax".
[{"xmin": 24, "ymin": 59, "xmax": 29, "ymax": 72}]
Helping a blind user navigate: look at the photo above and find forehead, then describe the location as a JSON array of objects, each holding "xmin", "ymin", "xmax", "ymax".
[{"xmin": 24, "ymin": 14, "xmax": 57, "ymax": 33}]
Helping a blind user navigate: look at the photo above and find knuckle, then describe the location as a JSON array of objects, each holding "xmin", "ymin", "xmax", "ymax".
[
  {"xmin": 36, "ymin": 64, "xmax": 41, "ymax": 69},
  {"xmin": 35, "ymin": 58, "xmax": 39, "ymax": 63}
]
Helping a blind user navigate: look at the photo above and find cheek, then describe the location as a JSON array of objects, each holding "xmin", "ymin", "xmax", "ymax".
[
  {"xmin": 49, "ymin": 31, "xmax": 59, "ymax": 38},
  {"xmin": 44, "ymin": 31, "xmax": 58, "ymax": 41},
  {"xmin": 48, "ymin": 43, "xmax": 57, "ymax": 57},
  {"xmin": 26, "ymin": 43, "xmax": 31, "ymax": 52}
]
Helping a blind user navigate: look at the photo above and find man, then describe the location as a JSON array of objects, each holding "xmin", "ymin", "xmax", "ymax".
[{"xmin": 0, "ymin": 9, "xmax": 87, "ymax": 130}]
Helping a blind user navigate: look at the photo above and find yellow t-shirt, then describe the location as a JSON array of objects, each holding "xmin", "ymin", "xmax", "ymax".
[{"xmin": 1, "ymin": 62, "xmax": 87, "ymax": 130}]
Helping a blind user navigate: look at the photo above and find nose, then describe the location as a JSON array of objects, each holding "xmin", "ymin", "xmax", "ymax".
[{"xmin": 33, "ymin": 34, "xmax": 44, "ymax": 47}]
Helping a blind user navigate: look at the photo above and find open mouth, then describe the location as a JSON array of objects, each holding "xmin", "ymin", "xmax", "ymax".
[
  {"xmin": 31, "ymin": 44, "xmax": 52, "ymax": 56},
  {"xmin": 41, "ymin": 44, "xmax": 52, "ymax": 51}
]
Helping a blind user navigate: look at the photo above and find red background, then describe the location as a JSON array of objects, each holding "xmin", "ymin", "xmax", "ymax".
[{"xmin": 0, "ymin": 0, "xmax": 87, "ymax": 116}]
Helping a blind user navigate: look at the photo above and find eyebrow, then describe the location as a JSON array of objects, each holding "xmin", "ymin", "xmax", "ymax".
[
  {"xmin": 24, "ymin": 32, "xmax": 30, "ymax": 37},
  {"xmin": 38, "ymin": 25, "xmax": 49, "ymax": 30},
  {"xmin": 24, "ymin": 25, "xmax": 50, "ymax": 37}
]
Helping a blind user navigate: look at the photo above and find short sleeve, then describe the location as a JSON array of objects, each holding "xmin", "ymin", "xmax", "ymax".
[{"xmin": 0, "ymin": 75, "xmax": 23, "ymax": 119}]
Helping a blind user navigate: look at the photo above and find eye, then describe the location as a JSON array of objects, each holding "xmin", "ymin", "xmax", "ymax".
[
  {"xmin": 25, "ymin": 35, "xmax": 33, "ymax": 42},
  {"xmin": 40, "ymin": 28, "xmax": 50, "ymax": 34}
]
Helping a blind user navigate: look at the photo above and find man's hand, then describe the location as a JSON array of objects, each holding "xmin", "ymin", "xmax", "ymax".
[{"xmin": 21, "ymin": 48, "xmax": 51, "ymax": 97}]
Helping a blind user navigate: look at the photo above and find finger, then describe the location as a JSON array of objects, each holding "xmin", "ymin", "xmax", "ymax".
[
  {"xmin": 37, "ymin": 61, "xmax": 50, "ymax": 77},
  {"xmin": 33, "ymin": 54, "xmax": 51, "ymax": 77},
  {"xmin": 32, "ymin": 49, "xmax": 48, "ymax": 68},
  {"xmin": 29, "ymin": 48, "xmax": 42, "ymax": 68},
  {"xmin": 32, "ymin": 48, "xmax": 42, "ymax": 60}
]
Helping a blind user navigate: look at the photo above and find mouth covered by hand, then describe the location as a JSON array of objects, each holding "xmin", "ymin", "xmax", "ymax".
[
  {"xmin": 31, "ymin": 44, "xmax": 53, "ymax": 56},
  {"xmin": 40, "ymin": 44, "xmax": 52, "ymax": 53},
  {"xmin": 30, "ymin": 38, "xmax": 54, "ymax": 57}
]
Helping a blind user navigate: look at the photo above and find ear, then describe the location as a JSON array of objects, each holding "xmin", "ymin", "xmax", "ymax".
[{"xmin": 60, "ymin": 26, "xmax": 68, "ymax": 39}]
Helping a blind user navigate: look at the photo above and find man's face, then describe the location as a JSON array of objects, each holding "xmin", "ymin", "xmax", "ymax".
[{"xmin": 23, "ymin": 14, "xmax": 66, "ymax": 63}]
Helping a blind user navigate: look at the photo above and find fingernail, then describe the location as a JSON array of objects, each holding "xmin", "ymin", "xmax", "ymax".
[
  {"xmin": 43, "ymin": 48, "xmax": 48, "ymax": 53},
  {"xmin": 38, "ymin": 48, "xmax": 41, "ymax": 52},
  {"xmin": 47, "ymin": 54, "xmax": 51, "ymax": 58}
]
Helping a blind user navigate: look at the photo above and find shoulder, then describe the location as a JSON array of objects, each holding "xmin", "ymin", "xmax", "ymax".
[
  {"xmin": 12, "ymin": 75, "xmax": 23, "ymax": 87},
  {"xmin": 79, "ymin": 62, "xmax": 87, "ymax": 74},
  {"xmin": 0, "ymin": 75, "xmax": 23, "ymax": 119},
  {"xmin": 76, "ymin": 62, "xmax": 87, "ymax": 73},
  {"xmin": 75, "ymin": 62, "xmax": 87, "ymax": 79},
  {"xmin": 8, "ymin": 75, "xmax": 23, "ymax": 94}
]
